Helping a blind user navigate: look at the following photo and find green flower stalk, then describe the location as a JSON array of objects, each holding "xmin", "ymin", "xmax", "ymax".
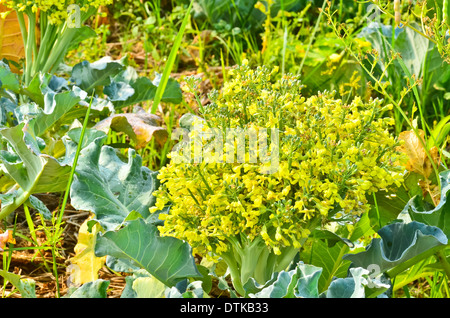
[
  {"xmin": 151, "ymin": 61, "xmax": 407, "ymax": 296},
  {"xmin": 0, "ymin": 0, "xmax": 112, "ymax": 86}
]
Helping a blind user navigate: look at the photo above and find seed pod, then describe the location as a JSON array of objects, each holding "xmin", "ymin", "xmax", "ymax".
[
  {"xmin": 444, "ymin": 0, "xmax": 448, "ymax": 24},
  {"xmin": 394, "ymin": 0, "xmax": 401, "ymax": 26}
]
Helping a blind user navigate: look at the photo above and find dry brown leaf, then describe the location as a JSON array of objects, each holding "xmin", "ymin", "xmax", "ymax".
[
  {"xmin": 418, "ymin": 178, "xmax": 441, "ymax": 205},
  {"xmin": 398, "ymin": 129, "xmax": 440, "ymax": 179},
  {"xmin": 94, "ymin": 106, "xmax": 168, "ymax": 149}
]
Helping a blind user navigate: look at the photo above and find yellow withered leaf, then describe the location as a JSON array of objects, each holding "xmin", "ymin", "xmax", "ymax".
[
  {"xmin": 68, "ymin": 216, "xmax": 106, "ymax": 285},
  {"xmin": 398, "ymin": 129, "xmax": 440, "ymax": 178},
  {"xmin": 0, "ymin": 229, "xmax": 15, "ymax": 251},
  {"xmin": 0, "ymin": 6, "xmax": 25, "ymax": 73},
  {"xmin": 94, "ymin": 107, "xmax": 168, "ymax": 149}
]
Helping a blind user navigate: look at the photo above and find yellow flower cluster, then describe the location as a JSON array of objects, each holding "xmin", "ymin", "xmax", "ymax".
[
  {"xmin": 0, "ymin": 0, "xmax": 111, "ymax": 24},
  {"xmin": 151, "ymin": 62, "xmax": 406, "ymax": 260}
]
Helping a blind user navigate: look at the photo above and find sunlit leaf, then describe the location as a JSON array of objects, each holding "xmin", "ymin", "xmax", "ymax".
[
  {"xmin": 69, "ymin": 56, "xmax": 125, "ymax": 94},
  {"xmin": 68, "ymin": 130, "xmax": 158, "ymax": 231},
  {"xmin": 343, "ymin": 221, "xmax": 448, "ymax": 273},
  {"xmin": 397, "ymin": 129, "xmax": 440, "ymax": 178},
  {"xmin": 95, "ymin": 218, "xmax": 202, "ymax": 287},
  {"xmin": 0, "ymin": 269, "xmax": 35, "ymax": 298},
  {"xmin": 65, "ymin": 279, "xmax": 109, "ymax": 298},
  {"xmin": 0, "ymin": 123, "xmax": 71, "ymax": 194},
  {"xmin": 0, "ymin": 123, "xmax": 71, "ymax": 220},
  {"xmin": 0, "ymin": 229, "xmax": 15, "ymax": 251},
  {"xmin": 94, "ymin": 106, "xmax": 168, "ymax": 149},
  {"xmin": 0, "ymin": 6, "xmax": 25, "ymax": 73},
  {"xmin": 69, "ymin": 216, "xmax": 106, "ymax": 285}
]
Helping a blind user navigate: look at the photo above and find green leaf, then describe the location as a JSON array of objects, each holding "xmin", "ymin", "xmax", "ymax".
[
  {"xmin": 150, "ymin": 0, "xmax": 192, "ymax": 113},
  {"xmin": 0, "ymin": 269, "xmax": 36, "ymax": 298},
  {"xmin": 23, "ymin": 73, "xmax": 68, "ymax": 107},
  {"xmin": 247, "ymin": 262, "xmax": 389, "ymax": 298},
  {"xmin": 367, "ymin": 184, "xmax": 412, "ymax": 231},
  {"xmin": 131, "ymin": 275, "xmax": 168, "ymax": 298},
  {"xmin": 94, "ymin": 218, "xmax": 201, "ymax": 287},
  {"xmin": 15, "ymin": 73, "xmax": 82, "ymax": 136},
  {"xmin": 311, "ymin": 229, "xmax": 354, "ymax": 248},
  {"xmin": 69, "ymin": 131, "xmax": 158, "ymax": 231},
  {"xmin": 402, "ymin": 170, "xmax": 450, "ymax": 237},
  {"xmin": 0, "ymin": 93, "xmax": 17, "ymax": 126},
  {"xmin": 69, "ymin": 57, "xmax": 125, "ymax": 94},
  {"xmin": 103, "ymin": 80, "xmax": 134, "ymax": 102},
  {"xmin": 120, "ymin": 269, "xmax": 151, "ymax": 298},
  {"xmin": 0, "ymin": 124, "xmax": 71, "ymax": 220},
  {"xmin": 68, "ymin": 129, "xmax": 200, "ymax": 287},
  {"xmin": 0, "ymin": 124, "xmax": 71, "ymax": 193},
  {"xmin": 304, "ymin": 235, "xmax": 352, "ymax": 293},
  {"xmin": 65, "ymin": 279, "xmax": 110, "ymax": 298},
  {"xmin": 33, "ymin": 91, "xmax": 81, "ymax": 137},
  {"xmin": 61, "ymin": 127, "xmax": 107, "ymax": 164},
  {"xmin": 66, "ymin": 26, "xmax": 98, "ymax": 52},
  {"xmin": 105, "ymin": 67, "xmax": 182, "ymax": 109},
  {"xmin": 324, "ymin": 267, "xmax": 389, "ymax": 298},
  {"xmin": 360, "ymin": 21, "xmax": 450, "ymax": 108},
  {"xmin": 151, "ymin": 73, "xmax": 183, "ymax": 104},
  {"xmin": 428, "ymin": 115, "xmax": 450, "ymax": 149},
  {"xmin": 193, "ymin": 0, "xmax": 265, "ymax": 33},
  {"xmin": 165, "ymin": 280, "xmax": 206, "ymax": 298},
  {"xmin": 0, "ymin": 60, "xmax": 20, "ymax": 93},
  {"xmin": 393, "ymin": 257, "xmax": 439, "ymax": 291},
  {"xmin": 27, "ymin": 195, "xmax": 52, "ymax": 220},
  {"xmin": 247, "ymin": 263, "xmax": 323, "ymax": 298},
  {"xmin": 195, "ymin": 265, "xmax": 212, "ymax": 295},
  {"xmin": 343, "ymin": 221, "xmax": 448, "ymax": 274},
  {"xmin": 349, "ymin": 209, "xmax": 376, "ymax": 242},
  {"xmin": 300, "ymin": 213, "xmax": 375, "ymax": 293}
]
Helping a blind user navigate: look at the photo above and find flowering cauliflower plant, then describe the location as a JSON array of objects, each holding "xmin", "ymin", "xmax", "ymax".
[
  {"xmin": 0, "ymin": 0, "xmax": 111, "ymax": 24},
  {"xmin": 151, "ymin": 61, "xmax": 406, "ymax": 295},
  {"xmin": 0, "ymin": 0, "xmax": 112, "ymax": 85}
]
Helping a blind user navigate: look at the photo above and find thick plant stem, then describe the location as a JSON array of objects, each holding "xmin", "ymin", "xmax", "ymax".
[
  {"xmin": 16, "ymin": 10, "xmax": 27, "ymax": 48},
  {"xmin": 41, "ymin": 26, "xmax": 75, "ymax": 74},
  {"xmin": 237, "ymin": 236, "xmax": 271, "ymax": 286},
  {"xmin": 33, "ymin": 22, "xmax": 56, "ymax": 76},
  {"xmin": 436, "ymin": 250, "xmax": 450, "ymax": 279},
  {"xmin": 221, "ymin": 234, "xmax": 306, "ymax": 297},
  {"xmin": 24, "ymin": 11, "xmax": 36, "ymax": 86},
  {"xmin": 221, "ymin": 251, "xmax": 245, "ymax": 296}
]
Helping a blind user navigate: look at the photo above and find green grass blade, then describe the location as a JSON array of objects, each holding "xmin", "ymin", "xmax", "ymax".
[
  {"xmin": 52, "ymin": 94, "xmax": 94, "ymax": 297},
  {"xmin": 150, "ymin": 0, "xmax": 193, "ymax": 114},
  {"xmin": 297, "ymin": 0, "xmax": 326, "ymax": 76}
]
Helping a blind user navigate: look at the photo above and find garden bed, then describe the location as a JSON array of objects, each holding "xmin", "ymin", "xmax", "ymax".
[{"xmin": 0, "ymin": 0, "xmax": 449, "ymax": 299}]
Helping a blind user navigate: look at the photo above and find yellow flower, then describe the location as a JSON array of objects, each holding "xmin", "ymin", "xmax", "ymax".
[
  {"xmin": 253, "ymin": 195, "xmax": 263, "ymax": 208},
  {"xmin": 266, "ymin": 112, "xmax": 278, "ymax": 128},
  {"xmin": 152, "ymin": 62, "xmax": 405, "ymax": 263}
]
